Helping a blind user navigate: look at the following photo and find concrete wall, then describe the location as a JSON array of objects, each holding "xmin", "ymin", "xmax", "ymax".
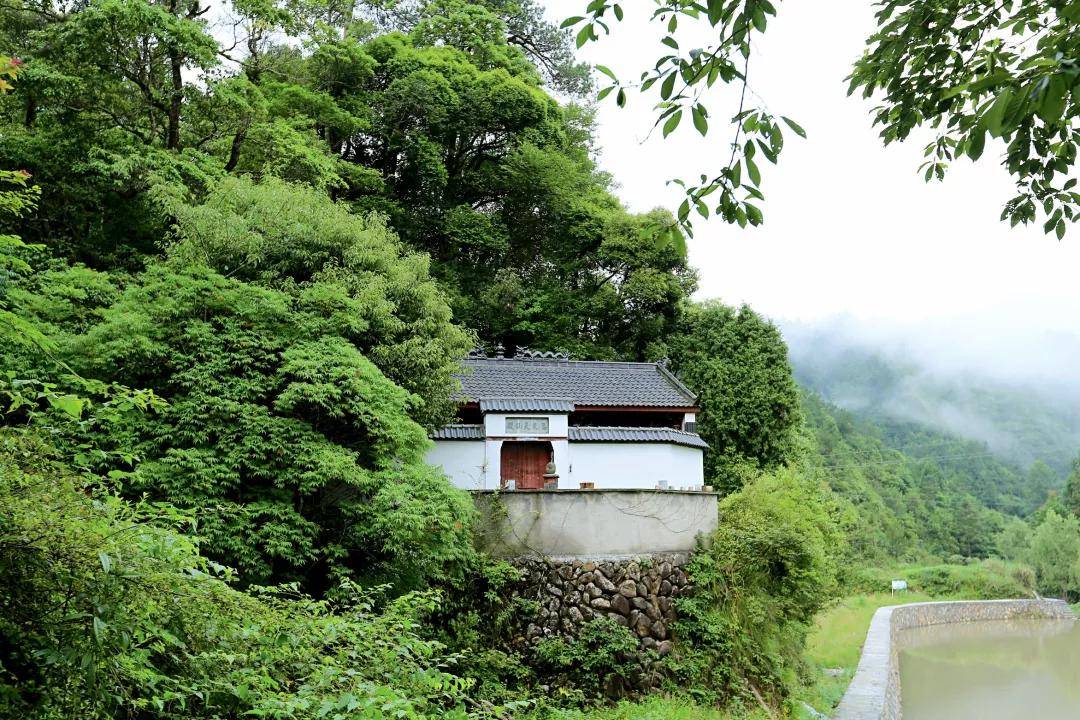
[
  {"xmin": 834, "ymin": 599, "xmax": 1076, "ymax": 720},
  {"xmin": 428, "ymin": 439, "xmax": 704, "ymax": 491},
  {"xmin": 567, "ymin": 442, "xmax": 704, "ymax": 490},
  {"xmin": 475, "ymin": 489, "xmax": 718, "ymax": 558}
]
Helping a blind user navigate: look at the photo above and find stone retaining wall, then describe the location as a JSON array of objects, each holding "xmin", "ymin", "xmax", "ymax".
[
  {"xmin": 833, "ymin": 599, "xmax": 1076, "ymax": 720},
  {"xmin": 509, "ymin": 553, "xmax": 691, "ymax": 655}
]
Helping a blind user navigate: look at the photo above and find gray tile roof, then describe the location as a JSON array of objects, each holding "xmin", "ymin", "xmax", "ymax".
[
  {"xmin": 431, "ymin": 424, "xmax": 484, "ymax": 440},
  {"xmin": 569, "ymin": 426, "xmax": 709, "ymax": 449},
  {"xmin": 458, "ymin": 357, "xmax": 697, "ymax": 408},
  {"xmin": 431, "ymin": 423, "xmax": 707, "ymax": 448},
  {"xmin": 479, "ymin": 398, "xmax": 575, "ymax": 413}
]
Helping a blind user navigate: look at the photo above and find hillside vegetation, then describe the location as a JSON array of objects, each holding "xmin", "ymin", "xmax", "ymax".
[
  {"xmin": 800, "ymin": 390, "xmax": 1041, "ymax": 563},
  {"xmin": 788, "ymin": 332, "xmax": 1080, "ymax": 478},
  {"xmin": 2, "ymin": 2, "xmax": 1078, "ymax": 719}
]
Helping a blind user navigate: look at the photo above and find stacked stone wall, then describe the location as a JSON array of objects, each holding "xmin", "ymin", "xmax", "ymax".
[{"xmin": 510, "ymin": 553, "xmax": 692, "ymax": 655}]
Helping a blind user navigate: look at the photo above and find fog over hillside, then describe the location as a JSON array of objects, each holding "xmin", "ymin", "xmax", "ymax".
[{"xmin": 780, "ymin": 316, "xmax": 1080, "ymax": 477}]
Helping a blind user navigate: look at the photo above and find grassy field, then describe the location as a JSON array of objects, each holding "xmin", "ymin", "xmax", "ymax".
[
  {"xmin": 806, "ymin": 591, "xmax": 933, "ymax": 668},
  {"xmin": 540, "ymin": 697, "xmax": 770, "ymax": 720},
  {"xmin": 796, "ymin": 591, "xmax": 933, "ymax": 716}
]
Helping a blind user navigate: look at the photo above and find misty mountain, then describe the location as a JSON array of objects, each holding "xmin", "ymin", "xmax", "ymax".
[
  {"xmin": 800, "ymin": 388, "xmax": 1044, "ymax": 561},
  {"xmin": 784, "ymin": 321, "xmax": 1080, "ymax": 479}
]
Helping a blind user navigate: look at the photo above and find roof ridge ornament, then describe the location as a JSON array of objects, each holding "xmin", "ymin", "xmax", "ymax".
[
  {"xmin": 467, "ymin": 347, "xmax": 488, "ymax": 359},
  {"xmin": 513, "ymin": 347, "xmax": 570, "ymax": 360}
]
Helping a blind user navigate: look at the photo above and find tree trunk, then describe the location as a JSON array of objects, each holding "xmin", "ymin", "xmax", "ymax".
[
  {"xmin": 23, "ymin": 95, "xmax": 36, "ymax": 128},
  {"xmin": 167, "ymin": 53, "xmax": 182, "ymax": 149},
  {"xmin": 224, "ymin": 127, "xmax": 246, "ymax": 171}
]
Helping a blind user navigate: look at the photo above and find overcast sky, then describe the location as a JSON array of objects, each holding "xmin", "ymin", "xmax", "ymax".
[{"xmin": 544, "ymin": 0, "xmax": 1080, "ymax": 380}]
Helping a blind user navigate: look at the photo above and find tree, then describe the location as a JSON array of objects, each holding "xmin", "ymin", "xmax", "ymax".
[
  {"xmin": 380, "ymin": 0, "xmax": 593, "ymax": 95},
  {"xmin": 255, "ymin": 15, "xmax": 698, "ymax": 359},
  {"xmin": 1028, "ymin": 509, "xmax": 1080, "ymax": 599},
  {"xmin": 2, "ymin": 0, "xmax": 697, "ymax": 361},
  {"xmin": 1, "ymin": 0, "xmax": 224, "ymax": 264},
  {"xmin": 1026, "ymin": 459, "xmax": 1060, "ymax": 513},
  {"xmin": 667, "ymin": 301, "xmax": 801, "ymax": 491},
  {"xmin": 1062, "ymin": 453, "xmax": 1080, "ymax": 516},
  {"xmin": 995, "ymin": 516, "xmax": 1032, "ymax": 562},
  {"xmin": 166, "ymin": 175, "xmax": 473, "ymax": 427},
  {"xmin": 0, "ymin": 429, "xmax": 480, "ymax": 720},
  {"xmin": 0, "ymin": 55, "xmax": 44, "ymax": 352},
  {"xmin": 69, "ymin": 260, "xmax": 474, "ymax": 592}
]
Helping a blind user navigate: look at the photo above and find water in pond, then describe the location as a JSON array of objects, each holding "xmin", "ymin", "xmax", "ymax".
[{"xmin": 899, "ymin": 617, "xmax": 1080, "ymax": 719}]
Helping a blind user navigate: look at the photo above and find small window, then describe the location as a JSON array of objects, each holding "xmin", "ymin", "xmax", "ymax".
[{"xmin": 505, "ymin": 417, "xmax": 549, "ymax": 434}]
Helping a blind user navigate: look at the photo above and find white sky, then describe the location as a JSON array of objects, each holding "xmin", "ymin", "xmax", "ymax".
[{"xmin": 544, "ymin": 0, "xmax": 1080, "ymax": 362}]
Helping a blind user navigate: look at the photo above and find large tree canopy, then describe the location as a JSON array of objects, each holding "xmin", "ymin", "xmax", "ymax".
[
  {"xmin": 71, "ymin": 260, "xmax": 475, "ymax": 591},
  {"xmin": 166, "ymin": 176, "xmax": 473, "ymax": 427},
  {"xmin": 1, "ymin": 0, "xmax": 696, "ymax": 358}
]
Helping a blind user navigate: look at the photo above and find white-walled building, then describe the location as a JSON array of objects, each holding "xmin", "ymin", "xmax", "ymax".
[{"xmin": 426, "ymin": 350, "xmax": 707, "ymax": 490}]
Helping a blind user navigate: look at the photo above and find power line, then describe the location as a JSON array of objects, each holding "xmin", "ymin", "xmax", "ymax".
[{"xmin": 813, "ymin": 450, "xmax": 1005, "ymax": 473}]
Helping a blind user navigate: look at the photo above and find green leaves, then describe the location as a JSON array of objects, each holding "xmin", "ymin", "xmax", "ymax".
[
  {"xmin": 575, "ymin": 23, "xmax": 593, "ymax": 48},
  {"xmin": 660, "ymin": 71, "xmax": 676, "ymax": 100},
  {"xmin": 662, "ymin": 109, "xmax": 682, "ymax": 137},
  {"xmin": 1038, "ymin": 75, "xmax": 1068, "ymax": 124},
  {"xmin": 781, "ymin": 115, "xmax": 806, "ymax": 138},
  {"xmin": 966, "ymin": 127, "xmax": 986, "ymax": 161},
  {"xmin": 48, "ymin": 394, "xmax": 84, "ymax": 419},
  {"xmin": 985, "ymin": 88, "xmax": 1014, "ymax": 137},
  {"xmin": 848, "ymin": 0, "xmax": 1080, "ymax": 236},
  {"xmin": 692, "ymin": 104, "xmax": 708, "ymax": 135},
  {"xmin": 65, "ymin": 174, "xmax": 477, "ymax": 591},
  {"xmin": 570, "ymin": 0, "xmax": 798, "ymax": 233}
]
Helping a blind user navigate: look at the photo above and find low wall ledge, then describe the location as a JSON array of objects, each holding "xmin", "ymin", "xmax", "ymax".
[
  {"xmin": 471, "ymin": 489, "xmax": 720, "ymax": 496},
  {"xmin": 474, "ymin": 488, "xmax": 719, "ymax": 558}
]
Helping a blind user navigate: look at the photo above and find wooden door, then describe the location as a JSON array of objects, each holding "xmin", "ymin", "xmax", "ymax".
[{"xmin": 500, "ymin": 442, "xmax": 550, "ymax": 490}]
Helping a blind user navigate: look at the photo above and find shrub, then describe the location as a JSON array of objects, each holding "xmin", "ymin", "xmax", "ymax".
[
  {"xmin": 533, "ymin": 618, "xmax": 648, "ymax": 701},
  {"xmin": 0, "ymin": 430, "xmax": 486, "ymax": 719},
  {"xmin": 669, "ymin": 468, "xmax": 843, "ymax": 707},
  {"xmin": 1028, "ymin": 510, "xmax": 1080, "ymax": 599},
  {"xmin": 847, "ymin": 559, "xmax": 1036, "ymax": 599},
  {"xmin": 433, "ymin": 557, "xmax": 537, "ymax": 704}
]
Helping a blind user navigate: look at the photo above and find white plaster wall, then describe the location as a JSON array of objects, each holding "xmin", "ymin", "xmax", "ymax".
[
  {"xmin": 426, "ymin": 440, "xmax": 488, "ymax": 490},
  {"xmin": 428, "ymin": 438, "xmax": 705, "ymax": 491},
  {"xmin": 483, "ymin": 412, "xmax": 569, "ymax": 437},
  {"xmin": 567, "ymin": 443, "xmax": 704, "ymax": 490},
  {"xmin": 551, "ymin": 439, "xmax": 570, "ymax": 487}
]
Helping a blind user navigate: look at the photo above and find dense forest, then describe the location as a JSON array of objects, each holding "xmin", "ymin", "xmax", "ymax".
[
  {"xmin": 3, "ymin": 0, "xmax": 1080, "ymax": 718},
  {"xmin": 801, "ymin": 390, "xmax": 1039, "ymax": 562}
]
